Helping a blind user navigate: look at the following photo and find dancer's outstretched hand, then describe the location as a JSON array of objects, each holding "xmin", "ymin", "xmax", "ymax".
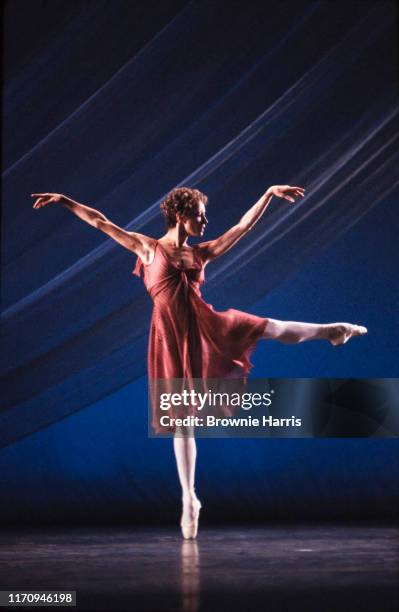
[
  {"xmin": 267, "ymin": 185, "xmax": 305, "ymax": 203},
  {"xmin": 31, "ymin": 192, "xmax": 66, "ymax": 209}
]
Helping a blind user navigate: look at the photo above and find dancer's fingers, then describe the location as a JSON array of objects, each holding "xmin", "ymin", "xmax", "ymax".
[{"xmin": 33, "ymin": 197, "xmax": 47, "ymax": 208}]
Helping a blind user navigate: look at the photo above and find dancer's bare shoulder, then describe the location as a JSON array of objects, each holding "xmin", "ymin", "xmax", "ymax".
[
  {"xmin": 195, "ymin": 241, "xmax": 222, "ymax": 266},
  {"xmin": 131, "ymin": 233, "xmax": 157, "ymax": 264},
  {"xmin": 97, "ymin": 219, "xmax": 156, "ymax": 262}
]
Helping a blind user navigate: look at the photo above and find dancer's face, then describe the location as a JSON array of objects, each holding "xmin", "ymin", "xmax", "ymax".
[{"xmin": 178, "ymin": 201, "xmax": 208, "ymax": 237}]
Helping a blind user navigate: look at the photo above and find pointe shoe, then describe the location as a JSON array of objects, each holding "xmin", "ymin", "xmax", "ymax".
[
  {"xmin": 329, "ymin": 323, "xmax": 368, "ymax": 346},
  {"xmin": 180, "ymin": 498, "xmax": 202, "ymax": 540}
]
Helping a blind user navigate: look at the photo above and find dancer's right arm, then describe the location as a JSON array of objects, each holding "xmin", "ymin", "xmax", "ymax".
[{"xmin": 31, "ymin": 193, "xmax": 154, "ymax": 259}]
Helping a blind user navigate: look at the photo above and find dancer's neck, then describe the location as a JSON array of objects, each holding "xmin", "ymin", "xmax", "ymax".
[{"xmin": 161, "ymin": 223, "xmax": 190, "ymax": 248}]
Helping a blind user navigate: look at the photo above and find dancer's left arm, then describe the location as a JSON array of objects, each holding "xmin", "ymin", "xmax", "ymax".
[{"xmin": 198, "ymin": 185, "xmax": 305, "ymax": 263}]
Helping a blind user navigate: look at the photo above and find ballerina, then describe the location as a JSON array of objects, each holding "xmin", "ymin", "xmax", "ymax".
[{"xmin": 32, "ymin": 185, "xmax": 367, "ymax": 539}]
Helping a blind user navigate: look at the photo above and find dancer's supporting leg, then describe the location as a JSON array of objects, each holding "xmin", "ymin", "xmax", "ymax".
[
  {"xmin": 262, "ymin": 319, "xmax": 367, "ymax": 345},
  {"xmin": 174, "ymin": 426, "xmax": 201, "ymax": 539}
]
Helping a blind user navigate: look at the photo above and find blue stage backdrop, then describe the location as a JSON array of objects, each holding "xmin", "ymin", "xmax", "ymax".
[{"xmin": 1, "ymin": 0, "xmax": 398, "ymax": 523}]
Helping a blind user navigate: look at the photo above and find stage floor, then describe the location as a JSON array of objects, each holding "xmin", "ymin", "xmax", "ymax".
[{"xmin": 0, "ymin": 525, "xmax": 397, "ymax": 611}]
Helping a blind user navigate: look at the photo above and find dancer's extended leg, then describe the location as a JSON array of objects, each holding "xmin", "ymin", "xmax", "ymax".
[
  {"xmin": 262, "ymin": 318, "xmax": 367, "ymax": 345},
  {"xmin": 174, "ymin": 426, "xmax": 202, "ymax": 539}
]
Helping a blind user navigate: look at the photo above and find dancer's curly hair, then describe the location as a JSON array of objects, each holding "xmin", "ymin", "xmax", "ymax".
[{"xmin": 160, "ymin": 187, "xmax": 208, "ymax": 228}]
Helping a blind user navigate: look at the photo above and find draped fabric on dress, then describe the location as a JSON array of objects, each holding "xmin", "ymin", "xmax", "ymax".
[{"xmin": 133, "ymin": 241, "xmax": 267, "ymax": 432}]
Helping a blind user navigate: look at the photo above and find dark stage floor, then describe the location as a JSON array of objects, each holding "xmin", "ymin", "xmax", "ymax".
[{"xmin": 0, "ymin": 525, "xmax": 397, "ymax": 611}]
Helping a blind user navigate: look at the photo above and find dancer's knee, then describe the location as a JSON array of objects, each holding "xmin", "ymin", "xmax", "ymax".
[
  {"xmin": 174, "ymin": 425, "xmax": 195, "ymax": 439},
  {"xmin": 262, "ymin": 318, "xmax": 285, "ymax": 340}
]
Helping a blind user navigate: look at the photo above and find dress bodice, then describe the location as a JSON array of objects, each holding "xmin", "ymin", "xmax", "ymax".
[{"xmin": 132, "ymin": 241, "xmax": 205, "ymax": 302}]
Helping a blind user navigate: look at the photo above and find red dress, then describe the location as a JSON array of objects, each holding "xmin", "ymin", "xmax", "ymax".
[{"xmin": 133, "ymin": 240, "xmax": 268, "ymax": 433}]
